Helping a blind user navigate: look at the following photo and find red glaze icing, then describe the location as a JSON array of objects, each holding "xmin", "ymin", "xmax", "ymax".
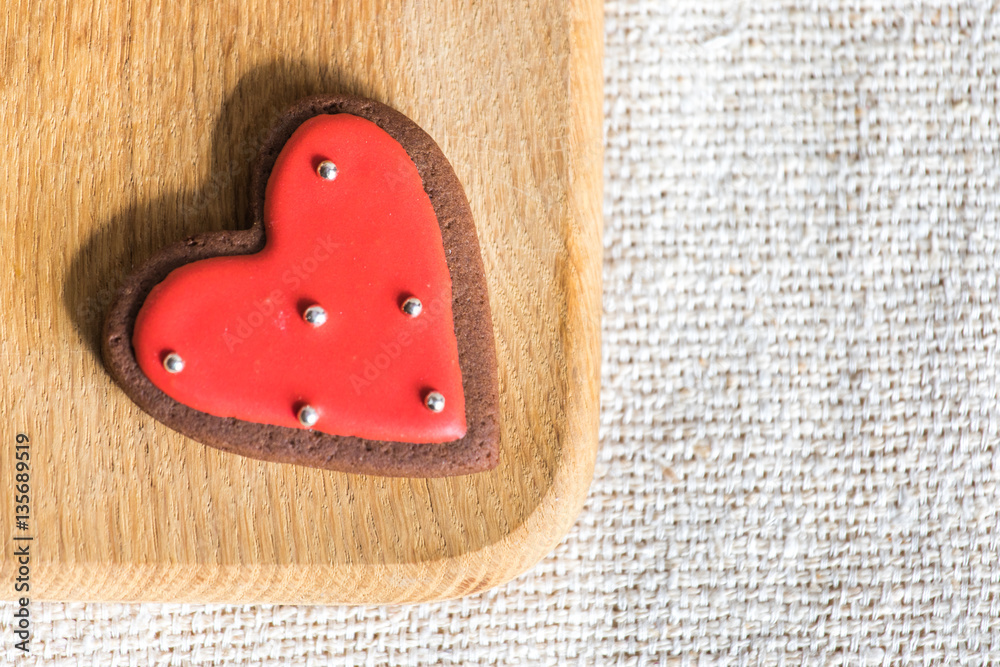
[{"xmin": 132, "ymin": 114, "xmax": 467, "ymax": 443}]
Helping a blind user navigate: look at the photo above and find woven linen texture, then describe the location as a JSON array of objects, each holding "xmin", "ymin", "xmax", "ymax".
[{"xmin": 4, "ymin": 1, "xmax": 1000, "ymax": 664}]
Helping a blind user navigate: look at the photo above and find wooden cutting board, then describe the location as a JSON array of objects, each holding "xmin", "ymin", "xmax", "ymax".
[{"xmin": 0, "ymin": 0, "xmax": 603, "ymax": 603}]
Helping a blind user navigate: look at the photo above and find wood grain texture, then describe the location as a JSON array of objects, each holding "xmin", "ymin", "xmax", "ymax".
[{"xmin": 0, "ymin": 0, "xmax": 603, "ymax": 603}]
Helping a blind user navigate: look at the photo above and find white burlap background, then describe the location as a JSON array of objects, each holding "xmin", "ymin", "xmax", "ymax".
[{"xmin": 6, "ymin": 1, "xmax": 1000, "ymax": 663}]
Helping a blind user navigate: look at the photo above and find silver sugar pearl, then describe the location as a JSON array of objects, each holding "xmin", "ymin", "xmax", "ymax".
[
  {"xmin": 297, "ymin": 404, "xmax": 320, "ymax": 428},
  {"xmin": 163, "ymin": 353, "xmax": 185, "ymax": 373},
  {"xmin": 303, "ymin": 305, "xmax": 328, "ymax": 327},
  {"xmin": 401, "ymin": 297, "xmax": 423, "ymax": 317},
  {"xmin": 424, "ymin": 391, "xmax": 445, "ymax": 413},
  {"xmin": 317, "ymin": 160, "xmax": 338, "ymax": 181}
]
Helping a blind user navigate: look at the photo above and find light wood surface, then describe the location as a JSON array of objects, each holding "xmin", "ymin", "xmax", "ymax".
[{"xmin": 0, "ymin": 0, "xmax": 603, "ymax": 603}]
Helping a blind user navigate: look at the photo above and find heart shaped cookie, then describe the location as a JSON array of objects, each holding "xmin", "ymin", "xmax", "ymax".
[{"xmin": 103, "ymin": 96, "xmax": 499, "ymax": 477}]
